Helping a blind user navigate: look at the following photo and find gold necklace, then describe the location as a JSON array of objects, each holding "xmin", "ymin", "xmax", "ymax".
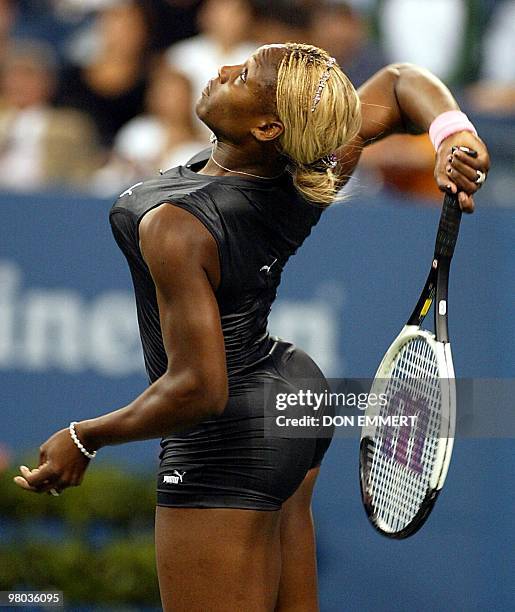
[{"xmin": 210, "ymin": 155, "xmax": 284, "ymax": 180}]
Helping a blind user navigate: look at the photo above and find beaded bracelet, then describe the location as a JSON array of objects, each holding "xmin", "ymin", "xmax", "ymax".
[{"xmin": 69, "ymin": 421, "xmax": 97, "ymax": 460}]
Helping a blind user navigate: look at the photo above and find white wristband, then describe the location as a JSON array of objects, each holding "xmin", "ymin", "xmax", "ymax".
[{"xmin": 69, "ymin": 421, "xmax": 97, "ymax": 460}]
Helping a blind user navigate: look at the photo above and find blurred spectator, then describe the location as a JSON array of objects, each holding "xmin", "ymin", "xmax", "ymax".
[
  {"xmin": 0, "ymin": 0, "xmax": 16, "ymax": 64},
  {"xmin": 376, "ymin": 0, "xmax": 487, "ymax": 86},
  {"xmin": 0, "ymin": 40, "xmax": 101, "ymax": 192},
  {"xmin": 466, "ymin": 0, "xmax": 515, "ymax": 116},
  {"xmin": 359, "ymin": 135, "xmax": 442, "ymax": 201},
  {"xmin": 308, "ymin": 1, "xmax": 387, "ymax": 86},
  {"xmin": 358, "ymin": 0, "xmax": 493, "ymax": 201},
  {"xmin": 9, "ymin": 0, "xmax": 80, "ymax": 57},
  {"xmin": 60, "ymin": 0, "xmax": 185, "ymax": 61},
  {"xmin": 251, "ymin": 0, "xmax": 312, "ymax": 44},
  {"xmin": 92, "ymin": 64, "xmax": 206, "ymax": 195},
  {"xmin": 165, "ymin": 0, "xmax": 257, "ymax": 106},
  {"xmin": 143, "ymin": 0, "xmax": 204, "ymax": 51},
  {"xmin": 56, "ymin": 0, "xmax": 151, "ymax": 147}
]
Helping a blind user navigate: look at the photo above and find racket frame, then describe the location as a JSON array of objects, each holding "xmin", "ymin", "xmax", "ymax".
[
  {"xmin": 359, "ymin": 327, "xmax": 454, "ymax": 538},
  {"xmin": 359, "ymin": 193, "xmax": 462, "ymax": 538}
]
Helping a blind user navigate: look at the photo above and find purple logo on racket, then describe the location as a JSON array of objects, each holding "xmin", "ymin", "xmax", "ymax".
[{"xmin": 381, "ymin": 389, "xmax": 429, "ymax": 474}]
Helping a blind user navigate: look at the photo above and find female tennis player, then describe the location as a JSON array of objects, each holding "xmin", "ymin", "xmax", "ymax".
[{"xmin": 15, "ymin": 44, "xmax": 489, "ymax": 611}]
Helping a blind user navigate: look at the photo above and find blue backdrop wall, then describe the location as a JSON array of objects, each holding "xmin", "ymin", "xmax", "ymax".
[{"xmin": 1, "ymin": 191, "xmax": 513, "ymax": 610}]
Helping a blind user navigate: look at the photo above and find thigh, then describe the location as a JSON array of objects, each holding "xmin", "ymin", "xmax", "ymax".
[
  {"xmin": 155, "ymin": 506, "xmax": 281, "ymax": 612},
  {"xmin": 276, "ymin": 467, "xmax": 320, "ymax": 612}
]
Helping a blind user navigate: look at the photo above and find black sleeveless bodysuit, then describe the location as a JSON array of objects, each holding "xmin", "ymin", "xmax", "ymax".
[{"xmin": 110, "ymin": 150, "xmax": 334, "ymax": 510}]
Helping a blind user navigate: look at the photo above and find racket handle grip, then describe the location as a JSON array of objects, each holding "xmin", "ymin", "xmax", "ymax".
[{"xmin": 435, "ymin": 193, "xmax": 462, "ymax": 258}]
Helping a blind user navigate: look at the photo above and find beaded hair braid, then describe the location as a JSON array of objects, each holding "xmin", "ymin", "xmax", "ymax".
[{"xmin": 311, "ymin": 57, "xmax": 336, "ymax": 112}]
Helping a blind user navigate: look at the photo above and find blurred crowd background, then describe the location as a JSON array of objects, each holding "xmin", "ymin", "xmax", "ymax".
[
  {"xmin": 1, "ymin": 2, "xmax": 514, "ymax": 608},
  {"xmin": 0, "ymin": 0, "xmax": 513, "ymax": 202}
]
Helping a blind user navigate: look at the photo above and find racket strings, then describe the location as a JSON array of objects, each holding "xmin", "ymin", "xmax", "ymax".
[{"xmin": 367, "ymin": 337, "xmax": 442, "ymax": 532}]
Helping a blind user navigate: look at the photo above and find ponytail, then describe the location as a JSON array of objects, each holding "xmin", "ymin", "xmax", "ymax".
[{"xmin": 291, "ymin": 164, "xmax": 338, "ymax": 206}]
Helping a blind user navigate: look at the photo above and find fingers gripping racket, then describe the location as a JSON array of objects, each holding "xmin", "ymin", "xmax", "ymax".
[{"xmin": 359, "ymin": 191, "xmax": 463, "ymax": 538}]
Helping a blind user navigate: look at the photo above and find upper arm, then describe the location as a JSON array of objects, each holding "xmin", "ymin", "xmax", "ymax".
[
  {"xmin": 334, "ymin": 64, "xmax": 410, "ymax": 181},
  {"xmin": 357, "ymin": 61, "xmax": 456, "ymax": 141},
  {"xmin": 355, "ymin": 64, "xmax": 408, "ymax": 144},
  {"xmin": 138, "ymin": 203, "xmax": 227, "ymax": 403}
]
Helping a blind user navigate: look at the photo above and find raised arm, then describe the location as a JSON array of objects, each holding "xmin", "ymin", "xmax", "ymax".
[
  {"xmin": 15, "ymin": 204, "xmax": 228, "ymax": 493},
  {"xmin": 336, "ymin": 63, "xmax": 490, "ymax": 211}
]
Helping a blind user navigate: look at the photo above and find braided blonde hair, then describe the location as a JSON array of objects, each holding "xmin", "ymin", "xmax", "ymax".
[{"xmin": 276, "ymin": 43, "xmax": 361, "ymax": 205}]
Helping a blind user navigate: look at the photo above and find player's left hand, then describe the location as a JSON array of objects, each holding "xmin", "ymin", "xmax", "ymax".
[
  {"xmin": 13, "ymin": 428, "xmax": 90, "ymax": 495},
  {"xmin": 434, "ymin": 130, "xmax": 490, "ymax": 213}
]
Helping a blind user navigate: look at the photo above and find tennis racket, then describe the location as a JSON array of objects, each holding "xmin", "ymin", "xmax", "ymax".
[{"xmin": 359, "ymin": 187, "xmax": 465, "ymax": 539}]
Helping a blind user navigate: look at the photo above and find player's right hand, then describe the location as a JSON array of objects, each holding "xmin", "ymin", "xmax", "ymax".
[{"xmin": 434, "ymin": 131, "xmax": 491, "ymax": 213}]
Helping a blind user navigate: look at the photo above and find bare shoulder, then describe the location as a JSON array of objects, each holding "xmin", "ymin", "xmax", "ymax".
[
  {"xmin": 139, "ymin": 203, "xmax": 220, "ymax": 288},
  {"xmin": 139, "ymin": 203, "xmax": 214, "ymax": 259}
]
